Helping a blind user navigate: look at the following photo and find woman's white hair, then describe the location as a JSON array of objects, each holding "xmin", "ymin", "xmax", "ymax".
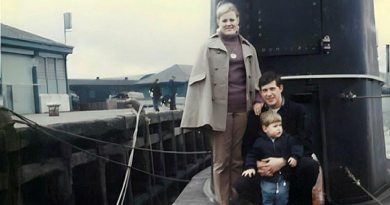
[{"xmin": 216, "ymin": 1, "xmax": 239, "ymax": 20}]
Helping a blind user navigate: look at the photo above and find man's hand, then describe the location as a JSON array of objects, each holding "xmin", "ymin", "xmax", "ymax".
[
  {"xmin": 257, "ymin": 160, "xmax": 272, "ymax": 176},
  {"xmin": 288, "ymin": 157, "xmax": 297, "ymax": 167},
  {"xmin": 257, "ymin": 157, "xmax": 286, "ymax": 176},
  {"xmin": 253, "ymin": 102, "xmax": 264, "ymax": 116}
]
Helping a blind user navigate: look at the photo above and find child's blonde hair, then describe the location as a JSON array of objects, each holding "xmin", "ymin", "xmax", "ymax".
[{"xmin": 260, "ymin": 111, "xmax": 282, "ymax": 127}]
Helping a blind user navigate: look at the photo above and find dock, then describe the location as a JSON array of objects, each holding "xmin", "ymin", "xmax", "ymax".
[
  {"xmin": 1, "ymin": 107, "xmax": 211, "ymax": 205},
  {"xmin": 174, "ymin": 167, "xmax": 217, "ymax": 205}
]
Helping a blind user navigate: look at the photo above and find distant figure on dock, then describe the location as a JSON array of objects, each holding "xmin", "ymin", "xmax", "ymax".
[
  {"xmin": 181, "ymin": 2, "xmax": 263, "ymax": 204},
  {"xmin": 149, "ymin": 79, "xmax": 162, "ymax": 112},
  {"xmin": 168, "ymin": 75, "xmax": 177, "ymax": 110},
  {"xmin": 242, "ymin": 111, "xmax": 303, "ymax": 205}
]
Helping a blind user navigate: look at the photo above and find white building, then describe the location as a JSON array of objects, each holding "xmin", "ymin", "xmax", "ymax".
[{"xmin": 1, "ymin": 24, "xmax": 74, "ymax": 114}]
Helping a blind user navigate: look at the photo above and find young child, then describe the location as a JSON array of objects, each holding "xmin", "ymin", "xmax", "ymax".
[{"xmin": 242, "ymin": 111, "xmax": 303, "ymax": 205}]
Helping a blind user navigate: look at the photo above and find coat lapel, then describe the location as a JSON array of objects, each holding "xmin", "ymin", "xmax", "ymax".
[
  {"xmin": 241, "ymin": 37, "xmax": 253, "ymax": 60},
  {"xmin": 241, "ymin": 37, "xmax": 253, "ymax": 80},
  {"xmin": 207, "ymin": 33, "xmax": 228, "ymax": 52},
  {"xmin": 242, "ymin": 44, "xmax": 253, "ymax": 60}
]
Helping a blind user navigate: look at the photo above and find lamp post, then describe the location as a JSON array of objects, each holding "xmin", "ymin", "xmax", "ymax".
[{"xmin": 63, "ymin": 12, "xmax": 72, "ymax": 44}]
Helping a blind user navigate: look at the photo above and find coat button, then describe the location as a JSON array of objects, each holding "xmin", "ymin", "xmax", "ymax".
[
  {"xmin": 248, "ymin": 75, "xmax": 251, "ymax": 78},
  {"xmin": 212, "ymin": 97, "xmax": 215, "ymax": 101},
  {"xmin": 217, "ymin": 50, "xmax": 221, "ymax": 54},
  {"xmin": 215, "ymin": 68, "xmax": 219, "ymax": 71},
  {"xmin": 214, "ymin": 83, "xmax": 217, "ymax": 86}
]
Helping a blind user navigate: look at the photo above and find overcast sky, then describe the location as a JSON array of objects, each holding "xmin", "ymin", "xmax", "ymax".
[
  {"xmin": 374, "ymin": 0, "xmax": 390, "ymax": 73},
  {"xmin": 1, "ymin": 0, "xmax": 210, "ymax": 79},
  {"xmin": 2, "ymin": 0, "xmax": 389, "ymax": 79}
]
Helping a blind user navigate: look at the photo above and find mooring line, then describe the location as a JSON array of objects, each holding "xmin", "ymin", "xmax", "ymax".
[
  {"xmin": 345, "ymin": 167, "xmax": 384, "ymax": 205},
  {"xmin": 4, "ymin": 107, "xmax": 192, "ymax": 183},
  {"xmin": 10, "ymin": 109, "xmax": 210, "ymax": 155},
  {"xmin": 24, "ymin": 119, "xmax": 190, "ymax": 182},
  {"xmin": 117, "ymin": 102, "xmax": 144, "ymax": 205}
]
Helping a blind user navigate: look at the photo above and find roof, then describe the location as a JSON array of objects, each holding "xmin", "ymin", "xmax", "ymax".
[
  {"xmin": 102, "ymin": 74, "xmax": 151, "ymax": 81},
  {"xmin": 1, "ymin": 23, "xmax": 74, "ymax": 54},
  {"xmin": 136, "ymin": 64, "xmax": 192, "ymax": 84},
  {"xmin": 68, "ymin": 79, "xmax": 137, "ymax": 86}
]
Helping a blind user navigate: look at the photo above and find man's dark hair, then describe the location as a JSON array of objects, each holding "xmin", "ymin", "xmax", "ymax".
[{"xmin": 258, "ymin": 71, "xmax": 282, "ymax": 89}]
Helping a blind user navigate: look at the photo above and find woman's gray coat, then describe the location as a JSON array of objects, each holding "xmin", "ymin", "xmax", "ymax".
[{"xmin": 181, "ymin": 33, "xmax": 261, "ymax": 132}]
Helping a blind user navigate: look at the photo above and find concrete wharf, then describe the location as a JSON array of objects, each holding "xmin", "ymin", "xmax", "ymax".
[
  {"xmin": 174, "ymin": 167, "xmax": 217, "ymax": 205},
  {"xmin": 1, "ymin": 108, "xmax": 211, "ymax": 205}
]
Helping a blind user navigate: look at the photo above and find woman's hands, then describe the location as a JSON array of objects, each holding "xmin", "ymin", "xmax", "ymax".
[
  {"xmin": 242, "ymin": 169, "xmax": 256, "ymax": 178},
  {"xmin": 253, "ymin": 102, "xmax": 264, "ymax": 116}
]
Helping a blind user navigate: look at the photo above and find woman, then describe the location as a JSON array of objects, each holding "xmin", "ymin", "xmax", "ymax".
[{"xmin": 181, "ymin": 2, "xmax": 263, "ymax": 205}]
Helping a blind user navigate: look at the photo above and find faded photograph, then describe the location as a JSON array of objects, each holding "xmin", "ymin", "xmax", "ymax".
[{"xmin": 1, "ymin": 0, "xmax": 390, "ymax": 205}]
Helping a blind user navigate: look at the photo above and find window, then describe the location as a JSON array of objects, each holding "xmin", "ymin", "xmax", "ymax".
[
  {"xmin": 47, "ymin": 58, "xmax": 58, "ymax": 94},
  {"xmin": 89, "ymin": 90, "xmax": 95, "ymax": 99}
]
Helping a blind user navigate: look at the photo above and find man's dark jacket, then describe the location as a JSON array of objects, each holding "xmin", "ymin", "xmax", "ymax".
[
  {"xmin": 150, "ymin": 82, "xmax": 162, "ymax": 99},
  {"xmin": 168, "ymin": 79, "xmax": 176, "ymax": 96},
  {"xmin": 243, "ymin": 98, "xmax": 313, "ymax": 158}
]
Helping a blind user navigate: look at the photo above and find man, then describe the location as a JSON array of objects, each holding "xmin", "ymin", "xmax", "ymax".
[
  {"xmin": 149, "ymin": 79, "xmax": 162, "ymax": 112},
  {"xmin": 168, "ymin": 76, "xmax": 177, "ymax": 110},
  {"xmin": 233, "ymin": 71, "xmax": 319, "ymax": 205}
]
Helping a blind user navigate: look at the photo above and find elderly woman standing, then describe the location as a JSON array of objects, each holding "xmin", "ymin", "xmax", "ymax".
[{"xmin": 181, "ymin": 2, "xmax": 263, "ymax": 204}]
